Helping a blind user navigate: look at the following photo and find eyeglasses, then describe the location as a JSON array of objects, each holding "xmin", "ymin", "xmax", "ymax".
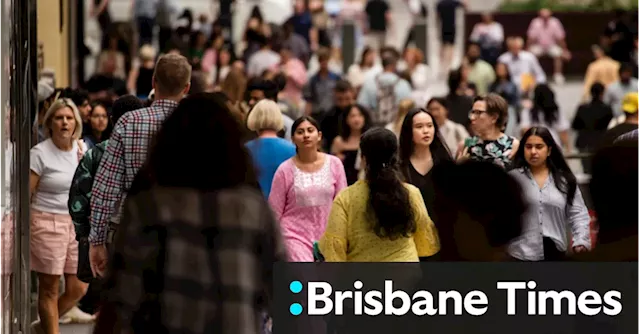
[{"xmin": 468, "ymin": 109, "xmax": 486, "ymax": 119}]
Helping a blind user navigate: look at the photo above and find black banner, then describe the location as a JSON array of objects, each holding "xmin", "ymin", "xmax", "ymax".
[{"xmin": 273, "ymin": 262, "xmax": 637, "ymax": 334}]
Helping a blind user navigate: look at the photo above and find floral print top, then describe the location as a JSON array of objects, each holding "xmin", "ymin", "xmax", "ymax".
[{"xmin": 464, "ymin": 134, "xmax": 516, "ymax": 169}]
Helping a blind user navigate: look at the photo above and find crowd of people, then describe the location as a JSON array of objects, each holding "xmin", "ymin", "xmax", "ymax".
[{"xmin": 14, "ymin": 0, "xmax": 640, "ymax": 333}]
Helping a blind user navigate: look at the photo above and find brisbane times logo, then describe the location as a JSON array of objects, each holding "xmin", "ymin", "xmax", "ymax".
[{"xmin": 287, "ymin": 280, "xmax": 623, "ymax": 317}]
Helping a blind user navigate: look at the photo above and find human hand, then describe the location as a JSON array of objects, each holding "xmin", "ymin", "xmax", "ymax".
[
  {"xmin": 572, "ymin": 245, "xmax": 588, "ymax": 254},
  {"xmin": 89, "ymin": 244, "xmax": 108, "ymax": 278}
]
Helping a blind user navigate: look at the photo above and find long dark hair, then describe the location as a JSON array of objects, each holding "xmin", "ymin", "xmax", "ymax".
[
  {"xmin": 132, "ymin": 93, "xmax": 257, "ymax": 194},
  {"xmin": 338, "ymin": 105, "xmax": 371, "ymax": 139},
  {"xmin": 531, "ymin": 84, "xmax": 560, "ymax": 125},
  {"xmin": 399, "ymin": 108, "xmax": 453, "ymax": 180},
  {"xmin": 514, "ymin": 127, "xmax": 578, "ymax": 206},
  {"xmin": 86, "ymin": 101, "xmax": 113, "ymax": 141},
  {"xmin": 361, "ymin": 128, "xmax": 416, "ymax": 239}
]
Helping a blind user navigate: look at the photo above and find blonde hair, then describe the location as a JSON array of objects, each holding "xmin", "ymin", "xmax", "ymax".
[
  {"xmin": 139, "ymin": 44, "xmax": 157, "ymax": 62},
  {"xmin": 246, "ymin": 99, "xmax": 284, "ymax": 132},
  {"xmin": 393, "ymin": 99, "xmax": 415, "ymax": 135},
  {"xmin": 42, "ymin": 98, "xmax": 83, "ymax": 140}
]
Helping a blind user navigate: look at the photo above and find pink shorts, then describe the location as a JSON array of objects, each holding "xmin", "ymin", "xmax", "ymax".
[{"xmin": 30, "ymin": 209, "xmax": 78, "ymax": 275}]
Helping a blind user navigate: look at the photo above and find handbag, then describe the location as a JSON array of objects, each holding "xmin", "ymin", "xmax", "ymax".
[{"xmin": 77, "ymin": 238, "xmax": 94, "ymax": 283}]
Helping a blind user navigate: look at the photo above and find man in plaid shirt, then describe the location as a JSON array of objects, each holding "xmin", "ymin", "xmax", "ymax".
[
  {"xmin": 94, "ymin": 186, "xmax": 286, "ymax": 334},
  {"xmin": 615, "ymin": 128, "xmax": 638, "ymax": 142},
  {"xmin": 88, "ymin": 54, "xmax": 192, "ymax": 277}
]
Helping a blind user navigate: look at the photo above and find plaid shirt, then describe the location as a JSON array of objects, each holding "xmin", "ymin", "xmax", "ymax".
[
  {"xmin": 615, "ymin": 129, "xmax": 639, "ymax": 143},
  {"xmin": 89, "ymin": 100, "xmax": 179, "ymax": 245},
  {"xmin": 98, "ymin": 186, "xmax": 286, "ymax": 334}
]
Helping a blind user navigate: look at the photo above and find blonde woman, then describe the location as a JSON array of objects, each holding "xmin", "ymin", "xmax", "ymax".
[
  {"xmin": 30, "ymin": 99, "xmax": 90, "ymax": 333},
  {"xmin": 386, "ymin": 99, "xmax": 415, "ymax": 137},
  {"xmin": 126, "ymin": 44, "xmax": 157, "ymax": 98},
  {"xmin": 245, "ymin": 99, "xmax": 296, "ymax": 198}
]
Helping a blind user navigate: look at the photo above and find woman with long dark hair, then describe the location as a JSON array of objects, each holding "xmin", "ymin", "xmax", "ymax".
[
  {"xmin": 82, "ymin": 101, "xmax": 112, "ymax": 149},
  {"xmin": 95, "ymin": 93, "xmax": 284, "ymax": 334},
  {"xmin": 318, "ymin": 128, "xmax": 440, "ymax": 262},
  {"xmin": 269, "ymin": 116, "xmax": 347, "ymax": 262},
  {"xmin": 508, "ymin": 127, "xmax": 591, "ymax": 261},
  {"xmin": 399, "ymin": 108, "xmax": 453, "ymax": 225},
  {"xmin": 330, "ymin": 105, "xmax": 371, "ymax": 185},
  {"xmin": 520, "ymin": 84, "xmax": 570, "ymax": 151}
]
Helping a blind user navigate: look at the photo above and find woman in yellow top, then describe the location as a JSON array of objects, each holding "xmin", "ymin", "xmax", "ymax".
[{"xmin": 318, "ymin": 128, "xmax": 440, "ymax": 262}]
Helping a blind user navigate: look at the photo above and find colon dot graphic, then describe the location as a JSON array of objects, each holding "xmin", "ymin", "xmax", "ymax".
[{"xmin": 289, "ymin": 281, "xmax": 303, "ymax": 315}]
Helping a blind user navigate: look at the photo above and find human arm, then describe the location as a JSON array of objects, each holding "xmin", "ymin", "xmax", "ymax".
[
  {"xmin": 455, "ymin": 141, "xmax": 469, "ymax": 162},
  {"xmin": 29, "ymin": 146, "xmax": 45, "ymax": 203},
  {"xmin": 529, "ymin": 54, "xmax": 547, "ymax": 84},
  {"xmin": 68, "ymin": 147, "xmax": 99, "ymax": 239},
  {"xmin": 89, "ymin": 119, "xmax": 127, "ymax": 246},
  {"xmin": 126, "ymin": 67, "xmax": 139, "ymax": 95},
  {"xmin": 318, "ymin": 192, "xmax": 348, "ymax": 262},
  {"xmin": 91, "ymin": 0, "xmax": 109, "ymax": 17},
  {"xmin": 469, "ymin": 24, "xmax": 482, "ymax": 42},
  {"xmin": 508, "ymin": 138, "xmax": 520, "ymax": 160},
  {"xmin": 268, "ymin": 165, "xmax": 289, "ymax": 221},
  {"xmin": 526, "ymin": 19, "xmax": 538, "ymax": 46},
  {"xmin": 568, "ymin": 188, "xmax": 592, "ymax": 252},
  {"xmin": 332, "ymin": 156, "xmax": 348, "ymax": 196},
  {"xmin": 331, "ymin": 137, "xmax": 345, "ymax": 160},
  {"xmin": 409, "ymin": 187, "xmax": 440, "ymax": 257},
  {"xmin": 29, "ymin": 172, "xmax": 39, "ymax": 203}
]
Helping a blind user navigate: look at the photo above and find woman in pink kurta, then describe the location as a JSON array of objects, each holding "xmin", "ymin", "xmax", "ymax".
[{"xmin": 269, "ymin": 116, "xmax": 347, "ymax": 262}]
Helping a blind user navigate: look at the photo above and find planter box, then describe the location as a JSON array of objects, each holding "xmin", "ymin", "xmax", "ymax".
[{"xmin": 464, "ymin": 12, "xmax": 618, "ymax": 76}]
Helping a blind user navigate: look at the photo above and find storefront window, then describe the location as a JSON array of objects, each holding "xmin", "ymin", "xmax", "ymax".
[
  {"xmin": 1, "ymin": 0, "xmax": 15, "ymax": 331},
  {"xmin": 2, "ymin": 0, "xmax": 37, "ymax": 332}
]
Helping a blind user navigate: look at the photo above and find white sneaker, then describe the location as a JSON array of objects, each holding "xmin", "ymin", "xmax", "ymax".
[
  {"xmin": 554, "ymin": 73, "xmax": 565, "ymax": 85},
  {"xmin": 59, "ymin": 306, "xmax": 95, "ymax": 324}
]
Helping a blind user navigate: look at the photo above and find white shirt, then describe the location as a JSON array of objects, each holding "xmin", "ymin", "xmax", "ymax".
[
  {"xmin": 497, "ymin": 51, "xmax": 547, "ymax": 86},
  {"xmin": 30, "ymin": 139, "xmax": 82, "ymax": 214},
  {"xmin": 397, "ymin": 62, "xmax": 432, "ymax": 91},
  {"xmin": 519, "ymin": 109, "xmax": 570, "ymax": 147},
  {"xmin": 246, "ymin": 50, "xmax": 281, "ymax": 78},
  {"xmin": 508, "ymin": 168, "xmax": 591, "ymax": 261},
  {"xmin": 470, "ymin": 22, "xmax": 504, "ymax": 46}
]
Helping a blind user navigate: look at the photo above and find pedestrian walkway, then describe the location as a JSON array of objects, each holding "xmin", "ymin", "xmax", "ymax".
[{"xmin": 60, "ymin": 323, "xmax": 93, "ymax": 334}]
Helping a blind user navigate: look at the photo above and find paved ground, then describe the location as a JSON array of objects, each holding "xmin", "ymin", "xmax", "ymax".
[{"xmin": 60, "ymin": 323, "xmax": 93, "ymax": 334}]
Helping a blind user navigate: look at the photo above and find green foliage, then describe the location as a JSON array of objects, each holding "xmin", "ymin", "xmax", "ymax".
[{"xmin": 499, "ymin": 0, "xmax": 635, "ymax": 12}]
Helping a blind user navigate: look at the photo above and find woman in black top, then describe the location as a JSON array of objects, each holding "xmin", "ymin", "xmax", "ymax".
[
  {"xmin": 399, "ymin": 108, "xmax": 453, "ymax": 226},
  {"xmin": 330, "ymin": 105, "xmax": 371, "ymax": 185}
]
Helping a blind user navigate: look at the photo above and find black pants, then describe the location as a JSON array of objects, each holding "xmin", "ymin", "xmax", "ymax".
[{"xmin": 137, "ymin": 16, "xmax": 155, "ymax": 47}]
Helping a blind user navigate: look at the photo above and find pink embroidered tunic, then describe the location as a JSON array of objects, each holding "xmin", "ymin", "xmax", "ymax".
[{"xmin": 268, "ymin": 155, "xmax": 347, "ymax": 262}]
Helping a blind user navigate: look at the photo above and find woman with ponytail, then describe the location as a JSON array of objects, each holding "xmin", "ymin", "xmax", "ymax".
[{"xmin": 318, "ymin": 128, "xmax": 440, "ymax": 262}]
